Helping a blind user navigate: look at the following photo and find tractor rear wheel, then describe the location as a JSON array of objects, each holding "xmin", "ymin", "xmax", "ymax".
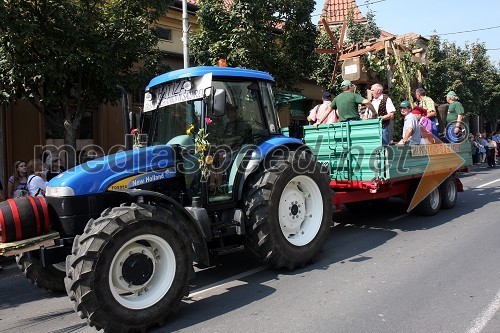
[
  {"xmin": 243, "ymin": 149, "xmax": 333, "ymax": 269},
  {"xmin": 16, "ymin": 253, "xmax": 66, "ymax": 292}
]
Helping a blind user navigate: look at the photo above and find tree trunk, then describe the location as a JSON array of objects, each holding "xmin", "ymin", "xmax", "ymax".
[{"xmin": 62, "ymin": 102, "xmax": 83, "ymax": 169}]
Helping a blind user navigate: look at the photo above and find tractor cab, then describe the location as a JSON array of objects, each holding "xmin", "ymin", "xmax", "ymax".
[{"xmin": 142, "ymin": 66, "xmax": 281, "ymax": 206}]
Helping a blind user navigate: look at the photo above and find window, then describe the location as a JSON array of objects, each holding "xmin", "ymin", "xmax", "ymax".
[{"xmin": 157, "ymin": 27, "xmax": 172, "ymax": 41}]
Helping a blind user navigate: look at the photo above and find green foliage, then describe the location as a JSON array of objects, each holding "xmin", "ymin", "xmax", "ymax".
[
  {"xmin": 426, "ymin": 35, "xmax": 500, "ymax": 129},
  {"xmin": 190, "ymin": 0, "xmax": 318, "ymax": 90},
  {"xmin": 0, "ymin": 0, "xmax": 171, "ymax": 148},
  {"xmin": 345, "ymin": 7, "xmax": 380, "ymax": 45}
]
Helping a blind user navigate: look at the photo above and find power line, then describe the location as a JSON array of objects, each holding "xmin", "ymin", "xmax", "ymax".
[
  {"xmin": 427, "ymin": 25, "xmax": 500, "ymax": 37},
  {"xmin": 486, "ymin": 47, "xmax": 500, "ymax": 51}
]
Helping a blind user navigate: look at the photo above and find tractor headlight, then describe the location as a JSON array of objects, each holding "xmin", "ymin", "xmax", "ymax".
[{"xmin": 46, "ymin": 186, "xmax": 75, "ymax": 197}]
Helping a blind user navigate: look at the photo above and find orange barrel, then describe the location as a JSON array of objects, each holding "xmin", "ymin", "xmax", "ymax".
[{"xmin": 0, "ymin": 197, "xmax": 50, "ymax": 243}]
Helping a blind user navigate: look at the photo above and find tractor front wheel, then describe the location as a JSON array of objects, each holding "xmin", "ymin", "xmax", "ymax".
[{"xmin": 65, "ymin": 203, "xmax": 194, "ymax": 333}]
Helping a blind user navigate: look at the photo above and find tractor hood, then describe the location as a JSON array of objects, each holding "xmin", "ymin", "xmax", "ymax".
[{"xmin": 47, "ymin": 145, "xmax": 177, "ymax": 197}]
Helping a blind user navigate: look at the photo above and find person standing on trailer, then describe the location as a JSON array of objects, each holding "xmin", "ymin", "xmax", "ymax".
[
  {"xmin": 323, "ymin": 80, "xmax": 374, "ymax": 128},
  {"xmin": 370, "ymin": 83, "xmax": 396, "ymax": 146},
  {"xmin": 446, "ymin": 91, "xmax": 465, "ymax": 135},
  {"xmin": 308, "ymin": 91, "xmax": 338, "ymax": 125},
  {"xmin": 416, "ymin": 88, "xmax": 438, "ymax": 137},
  {"xmin": 397, "ymin": 101, "xmax": 422, "ymax": 145}
]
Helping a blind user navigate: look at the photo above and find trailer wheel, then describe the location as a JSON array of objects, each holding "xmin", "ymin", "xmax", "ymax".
[
  {"xmin": 440, "ymin": 176, "xmax": 458, "ymax": 209},
  {"xmin": 413, "ymin": 187, "xmax": 441, "ymax": 216},
  {"xmin": 65, "ymin": 203, "xmax": 194, "ymax": 333},
  {"xmin": 16, "ymin": 253, "xmax": 66, "ymax": 292},
  {"xmin": 244, "ymin": 150, "xmax": 333, "ymax": 269}
]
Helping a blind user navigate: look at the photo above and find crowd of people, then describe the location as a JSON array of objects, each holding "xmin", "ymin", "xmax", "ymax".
[
  {"xmin": 0, "ymin": 152, "xmax": 66, "ymax": 202},
  {"xmin": 307, "ymin": 80, "xmax": 468, "ymax": 146},
  {"xmin": 470, "ymin": 132, "xmax": 499, "ymax": 168}
]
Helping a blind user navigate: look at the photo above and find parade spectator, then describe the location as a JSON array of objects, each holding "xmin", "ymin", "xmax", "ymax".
[
  {"xmin": 446, "ymin": 91, "xmax": 465, "ymax": 135},
  {"xmin": 7, "ymin": 160, "xmax": 28, "ymax": 198},
  {"xmin": 397, "ymin": 101, "xmax": 422, "ymax": 145},
  {"xmin": 469, "ymin": 134, "xmax": 480, "ymax": 164},
  {"xmin": 416, "ymin": 88, "xmax": 438, "ymax": 136},
  {"xmin": 45, "ymin": 153, "xmax": 66, "ymax": 181},
  {"xmin": 370, "ymin": 83, "xmax": 396, "ymax": 145},
  {"xmin": 308, "ymin": 91, "xmax": 338, "ymax": 125},
  {"xmin": 327, "ymin": 80, "xmax": 374, "ymax": 127},
  {"xmin": 486, "ymin": 137, "xmax": 497, "ymax": 168},
  {"xmin": 26, "ymin": 159, "xmax": 47, "ymax": 197},
  {"xmin": 478, "ymin": 134, "xmax": 488, "ymax": 164}
]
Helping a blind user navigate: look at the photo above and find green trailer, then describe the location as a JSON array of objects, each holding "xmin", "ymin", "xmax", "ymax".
[{"xmin": 283, "ymin": 118, "xmax": 472, "ymax": 215}]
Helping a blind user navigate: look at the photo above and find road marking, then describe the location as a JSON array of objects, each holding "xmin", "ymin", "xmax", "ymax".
[
  {"xmin": 188, "ymin": 265, "xmax": 268, "ymax": 297},
  {"xmin": 476, "ymin": 179, "xmax": 500, "ymax": 188},
  {"xmin": 389, "ymin": 214, "xmax": 407, "ymax": 221},
  {"xmin": 466, "ymin": 288, "xmax": 500, "ymax": 333}
]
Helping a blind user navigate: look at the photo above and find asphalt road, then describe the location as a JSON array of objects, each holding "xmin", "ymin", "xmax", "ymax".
[{"xmin": 0, "ymin": 165, "xmax": 499, "ymax": 333}]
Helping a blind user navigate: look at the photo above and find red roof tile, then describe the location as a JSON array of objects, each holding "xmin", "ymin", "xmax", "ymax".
[{"xmin": 319, "ymin": 0, "xmax": 366, "ymax": 26}]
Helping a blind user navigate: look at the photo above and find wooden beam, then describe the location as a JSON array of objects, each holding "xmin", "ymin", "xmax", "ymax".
[
  {"xmin": 322, "ymin": 18, "xmax": 339, "ymax": 53},
  {"xmin": 0, "ymin": 231, "xmax": 60, "ymax": 256},
  {"xmin": 339, "ymin": 41, "xmax": 385, "ymax": 60}
]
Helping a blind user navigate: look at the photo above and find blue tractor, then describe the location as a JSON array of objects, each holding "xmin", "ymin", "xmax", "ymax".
[{"xmin": 12, "ymin": 67, "xmax": 333, "ymax": 332}]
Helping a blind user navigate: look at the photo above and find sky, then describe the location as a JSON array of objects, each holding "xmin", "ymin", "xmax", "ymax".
[{"xmin": 312, "ymin": 0, "xmax": 500, "ymax": 64}]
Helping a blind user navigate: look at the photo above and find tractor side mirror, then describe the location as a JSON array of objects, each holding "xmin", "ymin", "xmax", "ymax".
[{"xmin": 212, "ymin": 89, "xmax": 226, "ymax": 117}]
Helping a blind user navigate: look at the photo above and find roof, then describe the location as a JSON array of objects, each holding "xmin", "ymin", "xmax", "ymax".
[
  {"xmin": 396, "ymin": 32, "xmax": 429, "ymax": 46},
  {"xmin": 319, "ymin": 0, "xmax": 366, "ymax": 26},
  {"xmin": 146, "ymin": 66, "xmax": 275, "ymax": 89}
]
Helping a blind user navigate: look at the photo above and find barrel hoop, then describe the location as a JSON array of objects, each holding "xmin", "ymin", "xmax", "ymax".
[
  {"xmin": 7, "ymin": 199, "xmax": 22, "ymax": 240},
  {"xmin": 0, "ymin": 208, "xmax": 6, "ymax": 243},
  {"xmin": 39, "ymin": 197, "xmax": 50, "ymax": 233},
  {"xmin": 27, "ymin": 196, "xmax": 42, "ymax": 235}
]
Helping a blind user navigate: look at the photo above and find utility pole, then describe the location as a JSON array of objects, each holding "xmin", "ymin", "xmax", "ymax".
[{"xmin": 182, "ymin": 0, "xmax": 189, "ymax": 68}]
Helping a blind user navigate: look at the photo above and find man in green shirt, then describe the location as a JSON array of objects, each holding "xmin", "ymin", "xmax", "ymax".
[
  {"xmin": 446, "ymin": 91, "xmax": 465, "ymax": 135},
  {"xmin": 330, "ymin": 80, "xmax": 374, "ymax": 122}
]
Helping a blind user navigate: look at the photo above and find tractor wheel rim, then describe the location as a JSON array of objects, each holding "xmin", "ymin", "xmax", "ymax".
[
  {"xmin": 278, "ymin": 175, "xmax": 323, "ymax": 246},
  {"xmin": 109, "ymin": 234, "xmax": 176, "ymax": 309}
]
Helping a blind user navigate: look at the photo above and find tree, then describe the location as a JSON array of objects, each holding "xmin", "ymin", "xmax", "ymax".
[
  {"xmin": 426, "ymin": 36, "xmax": 500, "ymax": 131},
  {"xmin": 0, "ymin": 0, "xmax": 171, "ymax": 164},
  {"xmin": 190, "ymin": 0, "xmax": 317, "ymax": 90}
]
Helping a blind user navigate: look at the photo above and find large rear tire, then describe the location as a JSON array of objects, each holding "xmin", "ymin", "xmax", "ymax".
[
  {"xmin": 65, "ymin": 203, "xmax": 194, "ymax": 333},
  {"xmin": 412, "ymin": 187, "xmax": 441, "ymax": 216},
  {"xmin": 440, "ymin": 176, "xmax": 458, "ymax": 209},
  {"xmin": 243, "ymin": 149, "xmax": 333, "ymax": 269},
  {"xmin": 16, "ymin": 253, "xmax": 66, "ymax": 292}
]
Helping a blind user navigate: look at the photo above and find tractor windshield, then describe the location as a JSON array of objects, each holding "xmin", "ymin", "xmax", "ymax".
[
  {"xmin": 149, "ymin": 100, "xmax": 202, "ymax": 146},
  {"xmin": 148, "ymin": 79, "xmax": 276, "ymax": 146}
]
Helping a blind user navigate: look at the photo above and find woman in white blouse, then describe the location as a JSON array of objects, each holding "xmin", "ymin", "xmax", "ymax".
[{"xmin": 26, "ymin": 159, "xmax": 47, "ymax": 197}]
